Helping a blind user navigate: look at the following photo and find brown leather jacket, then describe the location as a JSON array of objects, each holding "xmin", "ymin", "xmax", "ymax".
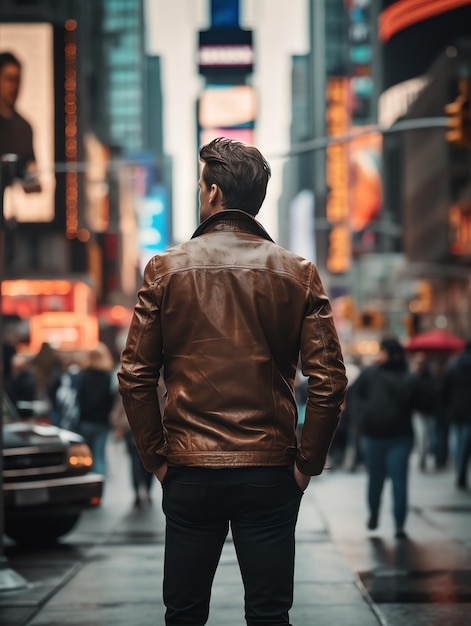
[{"xmin": 118, "ymin": 210, "xmax": 347, "ymax": 475}]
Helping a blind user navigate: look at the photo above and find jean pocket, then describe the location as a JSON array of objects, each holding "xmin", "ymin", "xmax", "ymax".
[
  {"xmin": 287, "ymin": 467, "xmax": 305, "ymax": 495},
  {"xmin": 161, "ymin": 466, "xmax": 174, "ymax": 488}
]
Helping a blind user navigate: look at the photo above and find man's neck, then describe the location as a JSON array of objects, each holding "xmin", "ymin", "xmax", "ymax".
[{"xmin": 0, "ymin": 102, "xmax": 14, "ymax": 119}]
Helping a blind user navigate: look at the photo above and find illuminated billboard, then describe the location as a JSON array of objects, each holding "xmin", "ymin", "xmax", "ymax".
[
  {"xmin": 349, "ymin": 129, "xmax": 382, "ymax": 233},
  {"xmin": 198, "ymin": 85, "xmax": 257, "ymax": 129},
  {"xmin": 0, "ymin": 23, "xmax": 56, "ymax": 222},
  {"xmin": 198, "ymin": 85, "xmax": 256, "ymax": 153},
  {"xmin": 198, "ymin": 28, "xmax": 253, "ymax": 76}
]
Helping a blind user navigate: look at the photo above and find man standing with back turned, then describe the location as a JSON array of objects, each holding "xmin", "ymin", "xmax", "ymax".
[{"xmin": 118, "ymin": 137, "xmax": 347, "ymax": 626}]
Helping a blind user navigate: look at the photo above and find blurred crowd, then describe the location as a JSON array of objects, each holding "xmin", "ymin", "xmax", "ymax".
[
  {"xmin": 295, "ymin": 337, "xmax": 471, "ymax": 536},
  {"xmin": 3, "ymin": 334, "xmax": 471, "ymax": 526},
  {"xmin": 2, "ymin": 339, "xmax": 155, "ymax": 509}
]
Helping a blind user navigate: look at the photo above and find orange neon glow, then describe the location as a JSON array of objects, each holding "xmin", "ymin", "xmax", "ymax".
[
  {"xmin": 2, "ymin": 280, "xmax": 98, "ymax": 352},
  {"xmin": 29, "ymin": 312, "xmax": 99, "ymax": 353},
  {"xmin": 379, "ymin": 0, "xmax": 471, "ymax": 42},
  {"xmin": 2, "ymin": 280, "xmax": 72, "ymax": 297},
  {"xmin": 73, "ymin": 282, "xmax": 93, "ymax": 316},
  {"xmin": 77, "ymin": 229, "xmax": 91, "ymax": 242},
  {"xmin": 110, "ymin": 305, "xmax": 132, "ymax": 324},
  {"xmin": 349, "ymin": 130, "xmax": 383, "ymax": 232},
  {"xmin": 449, "ymin": 202, "xmax": 471, "ymax": 256},
  {"xmin": 96, "ymin": 305, "xmax": 133, "ymax": 326},
  {"xmin": 325, "ymin": 77, "xmax": 351, "ymax": 274}
]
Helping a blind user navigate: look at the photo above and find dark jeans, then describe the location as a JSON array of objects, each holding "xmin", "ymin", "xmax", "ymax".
[
  {"xmin": 452, "ymin": 423, "xmax": 471, "ymax": 487},
  {"xmin": 361, "ymin": 435, "xmax": 414, "ymax": 530},
  {"xmin": 162, "ymin": 466, "xmax": 304, "ymax": 626},
  {"xmin": 78, "ymin": 421, "xmax": 109, "ymax": 475}
]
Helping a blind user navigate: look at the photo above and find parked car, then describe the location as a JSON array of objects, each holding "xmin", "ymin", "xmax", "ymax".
[{"xmin": 2, "ymin": 394, "xmax": 104, "ymax": 544}]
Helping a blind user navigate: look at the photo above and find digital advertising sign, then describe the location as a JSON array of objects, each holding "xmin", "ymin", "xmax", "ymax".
[{"xmin": 0, "ymin": 23, "xmax": 56, "ymax": 223}]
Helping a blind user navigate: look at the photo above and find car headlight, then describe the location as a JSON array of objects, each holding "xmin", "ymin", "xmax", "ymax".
[{"xmin": 68, "ymin": 443, "xmax": 94, "ymax": 470}]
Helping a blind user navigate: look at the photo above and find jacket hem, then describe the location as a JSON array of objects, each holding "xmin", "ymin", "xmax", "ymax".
[{"xmin": 166, "ymin": 450, "xmax": 295, "ymax": 468}]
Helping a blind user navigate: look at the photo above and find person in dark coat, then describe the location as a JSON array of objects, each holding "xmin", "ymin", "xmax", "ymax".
[
  {"xmin": 410, "ymin": 352, "xmax": 437, "ymax": 471},
  {"xmin": 77, "ymin": 343, "xmax": 117, "ymax": 475},
  {"xmin": 353, "ymin": 338, "xmax": 425, "ymax": 539},
  {"xmin": 442, "ymin": 340, "xmax": 471, "ymax": 490}
]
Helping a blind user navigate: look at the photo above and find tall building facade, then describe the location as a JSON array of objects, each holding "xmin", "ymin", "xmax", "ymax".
[
  {"xmin": 0, "ymin": 0, "xmax": 166, "ymax": 352},
  {"xmin": 379, "ymin": 0, "xmax": 471, "ymax": 337},
  {"xmin": 283, "ymin": 0, "xmax": 392, "ymax": 351},
  {"xmin": 283, "ymin": 0, "xmax": 471, "ymax": 348}
]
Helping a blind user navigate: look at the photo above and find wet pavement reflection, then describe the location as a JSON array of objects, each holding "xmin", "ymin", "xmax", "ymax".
[{"xmin": 313, "ymin": 458, "xmax": 471, "ymax": 624}]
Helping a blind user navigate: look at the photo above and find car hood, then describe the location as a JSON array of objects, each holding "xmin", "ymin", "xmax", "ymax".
[{"xmin": 3, "ymin": 422, "xmax": 84, "ymax": 450}]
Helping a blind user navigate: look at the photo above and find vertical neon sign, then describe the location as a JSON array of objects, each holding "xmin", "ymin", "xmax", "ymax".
[{"xmin": 64, "ymin": 19, "xmax": 78, "ymax": 240}]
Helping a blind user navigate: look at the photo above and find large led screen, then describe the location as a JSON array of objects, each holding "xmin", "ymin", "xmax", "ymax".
[{"xmin": 0, "ymin": 23, "xmax": 55, "ymax": 222}]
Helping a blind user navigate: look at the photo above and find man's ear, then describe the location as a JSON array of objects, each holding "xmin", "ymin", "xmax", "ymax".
[{"xmin": 209, "ymin": 183, "xmax": 220, "ymax": 204}]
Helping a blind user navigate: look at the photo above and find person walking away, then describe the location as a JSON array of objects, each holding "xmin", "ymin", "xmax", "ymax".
[
  {"xmin": 29, "ymin": 342, "xmax": 62, "ymax": 423},
  {"xmin": 339, "ymin": 358, "xmax": 363, "ymax": 472},
  {"xmin": 442, "ymin": 339, "xmax": 471, "ymax": 490},
  {"xmin": 294, "ymin": 366, "xmax": 308, "ymax": 443},
  {"xmin": 410, "ymin": 352, "xmax": 436, "ymax": 471},
  {"xmin": 111, "ymin": 395, "xmax": 155, "ymax": 508},
  {"xmin": 431, "ymin": 355, "xmax": 450, "ymax": 469},
  {"xmin": 77, "ymin": 343, "xmax": 116, "ymax": 476},
  {"xmin": 6, "ymin": 353, "xmax": 36, "ymax": 417},
  {"xmin": 118, "ymin": 137, "xmax": 347, "ymax": 626},
  {"xmin": 353, "ymin": 337, "xmax": 426, "ymax": 539},
  {"xmin": 53, "ymin": 353, "xmax": 83, "ymax": 432}
]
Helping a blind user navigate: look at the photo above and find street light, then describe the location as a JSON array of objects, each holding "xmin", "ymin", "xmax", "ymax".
[{"xmin": 0, "ymin": 154, "xmax": 27, "ymax": 591}]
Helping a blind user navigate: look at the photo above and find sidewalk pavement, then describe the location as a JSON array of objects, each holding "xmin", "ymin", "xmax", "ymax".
[{"xmin": 1, "ymin": 438, "xmax": 470, "ymax": 626}]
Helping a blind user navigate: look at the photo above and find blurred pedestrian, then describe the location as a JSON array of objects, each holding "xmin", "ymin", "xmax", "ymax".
[
  {"xmin": 29, "ymin": 342, "xmax": 62, "ymax": 423},
  {"xmin": 331, "ymin": 359, "xmax": 361, "ymax": 470},
  {"xmin": 119, "ymin": 137, "xmax": 347, "ymax": 626},
  {"xmin": 111, "ymin": 396, "xmax": 154, "ymax": 508},
  {"xmin": 2, "ymin": 338, "xmax": 16, "ymax": 388},
  {"xmin": 6, "ymin": 353, "xmax": 36, "ymax": 416},
  {"xmin": 353, "ymin": 337, "xmax": 427, "ymax": 539},
  {"xmin": 52, "ymin": 352, "xmax": 83, "ymax": 432},
  {"xmin": 77, "ymin": 343, "xmax": 117, "ymax": 476},
  {"xmin": 431, "ymin": 356, "xmax": 450, "ymax": 469},
  {"xmin": 294, "ymin": 366, "xmax": 308, "ymax": 442},
  {"xmin": 410, "ymin": 352, "xmax": 436, "ymax": 471},
  {"xmin": 442, "ymin": 339, "xmax": 471, "ymax": 490}
]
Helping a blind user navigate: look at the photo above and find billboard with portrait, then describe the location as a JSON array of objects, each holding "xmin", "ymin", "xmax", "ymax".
[{"xmin": 0, "ymin": 23, "xmax": 55, "ymax": 222}]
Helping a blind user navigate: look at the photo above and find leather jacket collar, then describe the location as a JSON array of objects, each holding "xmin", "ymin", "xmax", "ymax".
[{"xmin": 191, "ymin": 209, "xmax": 274, "ymax": 243}]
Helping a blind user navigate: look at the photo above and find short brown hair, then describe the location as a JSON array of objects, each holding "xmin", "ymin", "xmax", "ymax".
[{"xmin": 199, "ymin": 137, "xmax": 271, "ymax": 216}]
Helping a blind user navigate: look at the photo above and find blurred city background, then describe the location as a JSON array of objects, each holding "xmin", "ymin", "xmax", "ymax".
[
  {"xmin": 0, "ymin": 0, "xmax": 470, "ymax": 364},
  {"xmin": 1, "ymin": 2, "xmax": 471, "ymax": 624}
]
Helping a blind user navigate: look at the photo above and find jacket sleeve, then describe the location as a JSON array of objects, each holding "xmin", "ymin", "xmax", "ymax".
[
  {"xmin": 296, "ymin": 265, "xmax": 347, "ymax": 476},
  {"xmin": 117, "ymin": 258, "xmax": 167, "ymax": 472}
]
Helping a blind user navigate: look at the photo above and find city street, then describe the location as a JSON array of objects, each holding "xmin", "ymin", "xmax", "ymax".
[
  {"xmin": 0, "ymin": 437, "xmax": 470, "ymax": 626},
  {"xmin": 1, "ymin": 3, "xmax": 471, "ymax": 625}
]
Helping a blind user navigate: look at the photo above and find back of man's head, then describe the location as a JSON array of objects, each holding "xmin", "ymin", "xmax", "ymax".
[
  {"xmin": 199, "ymin": 137, "xmax": 271, "ymax": 216},
  {"xmin": 0, "ymin": 51, "xmax": 21, "ymax": 74}
]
